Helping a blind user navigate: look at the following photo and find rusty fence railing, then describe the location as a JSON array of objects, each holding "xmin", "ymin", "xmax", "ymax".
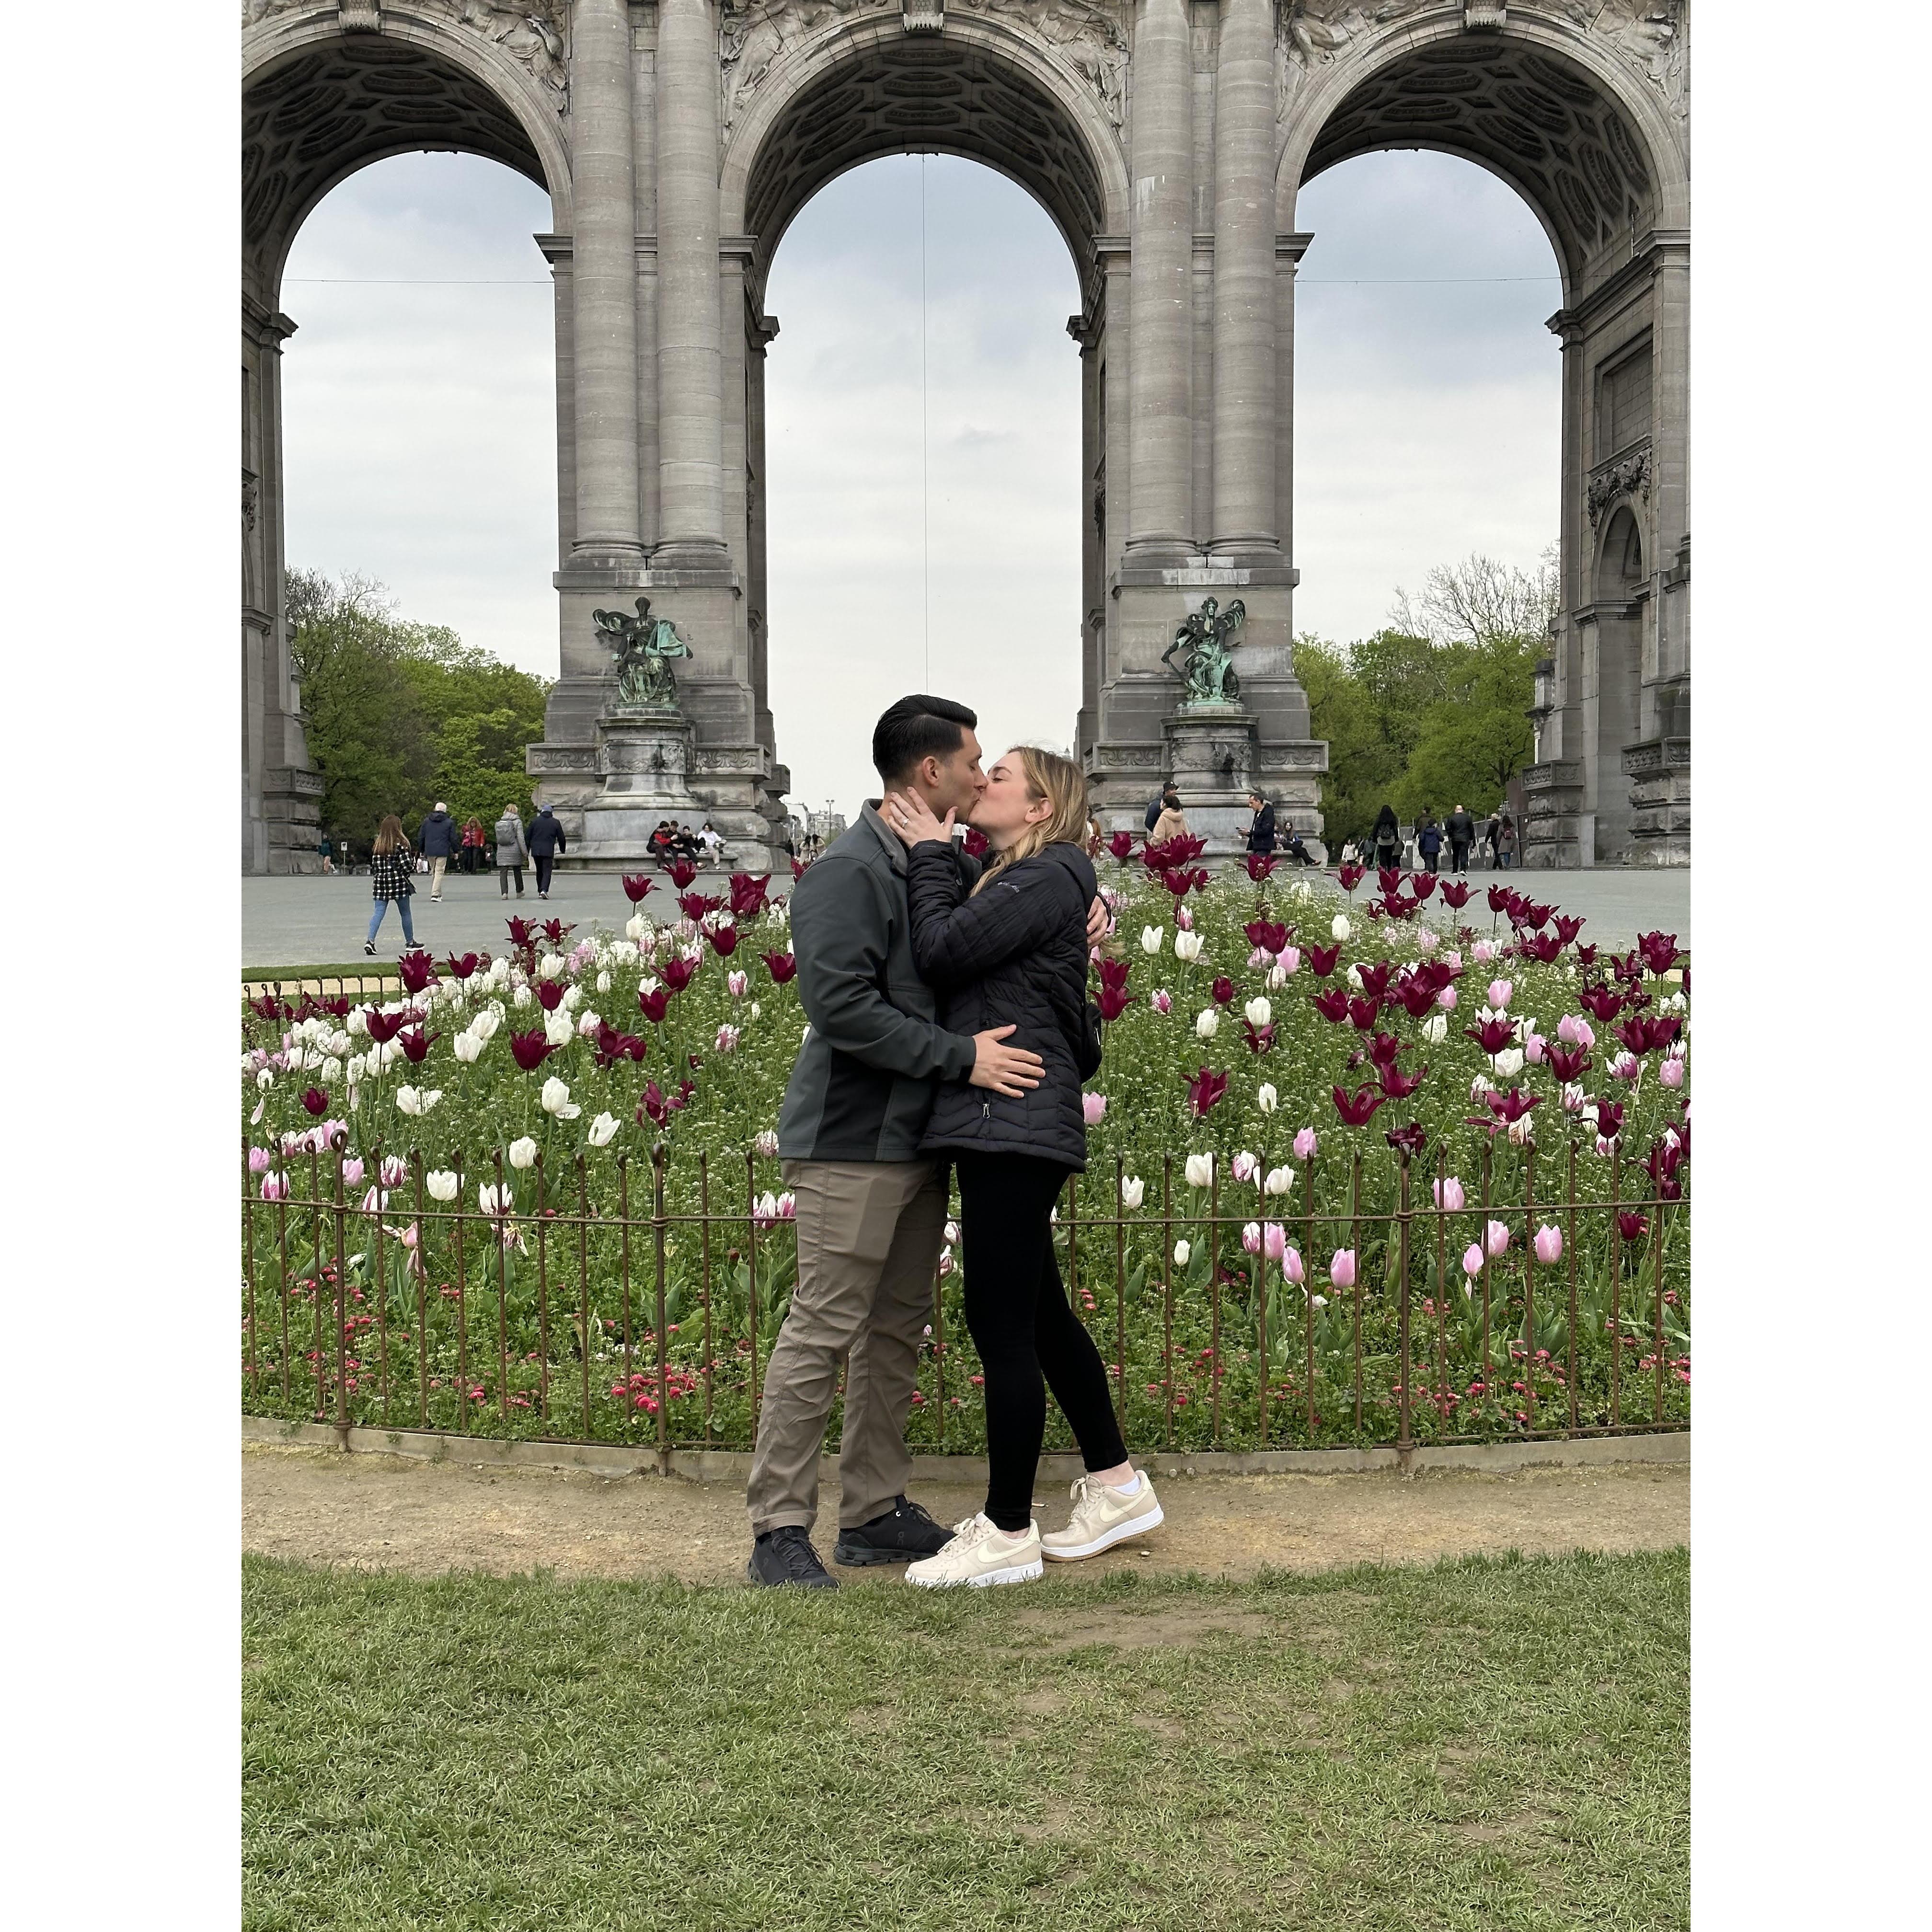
[{"xmin": 242, "ymin": 1136, "xmax": 1688, "ymax": 1463}]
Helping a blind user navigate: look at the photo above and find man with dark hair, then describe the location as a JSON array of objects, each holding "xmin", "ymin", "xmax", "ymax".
[
  {"xmin": 1244, "ymin": 789, "xmax": 1276, "ymax": 856},
  {"xmin": 1445, "ymin": 803, "xmax": 1476, "ymax": 875},
  {"xmin": 747, "ymin": 694, "xmax": 1105, "ymax": 1588}
]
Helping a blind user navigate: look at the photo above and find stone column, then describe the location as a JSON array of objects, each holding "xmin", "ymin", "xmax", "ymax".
[
  {"xmin": 655, "ymin": 0, "xmax": 730, "ymax": 567},
  {"xmin": 1125, "ymin": 0, "xmax": 1193, "ymax": 560},
  {"xmin": 1210, "ymin": 0, "xmax": 1277, "ymax": 557},
  {"xmin": 568, "ymin": 0, "xmax": 643, "ymax": 560}
]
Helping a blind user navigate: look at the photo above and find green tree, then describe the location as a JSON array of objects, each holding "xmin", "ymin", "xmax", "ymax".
[{"xmin": 288, "ymin": 569, "xmax": 551, "ymax": 855}]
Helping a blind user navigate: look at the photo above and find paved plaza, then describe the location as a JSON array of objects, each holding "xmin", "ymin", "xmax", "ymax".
[{"xmin": 242, "ymin": 863, "xmax": 1690, "ymax": 973}]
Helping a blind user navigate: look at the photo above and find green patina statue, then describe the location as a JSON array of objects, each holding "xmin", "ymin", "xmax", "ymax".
[
  {"xmin": 593, "ymin": 597, "xmax": 692, "ymax": 713},
  {"xmin": 1162, "ymin": 595, "xmax": 1246, "ymax": 706}
]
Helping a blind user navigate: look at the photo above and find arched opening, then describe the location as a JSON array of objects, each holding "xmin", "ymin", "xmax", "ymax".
[
  {"xmin": 758, "ymin": 154, "xmax": 1083, "ymax": 818},
  {"xmin": 242, "ymin": 29, "xmax": 567, "ymax": 874},
  {"xmin": 1587, "ymin": 501, "xmax": 1646, "ymax": 859}
]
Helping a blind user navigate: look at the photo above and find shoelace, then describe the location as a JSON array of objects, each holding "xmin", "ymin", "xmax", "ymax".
[{"xmin": 772, "ymin": 1531, "xmax": 826, "ymax": 1581}]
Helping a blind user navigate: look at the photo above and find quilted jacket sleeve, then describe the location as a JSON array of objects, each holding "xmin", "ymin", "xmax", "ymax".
[{"xmin": 904, "ymin": 844, "xmax": 1078, "ymax": 990}]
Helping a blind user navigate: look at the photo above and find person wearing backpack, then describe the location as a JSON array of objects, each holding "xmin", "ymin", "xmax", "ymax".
[
  {"xmin": 1369, "ymin": 804, "xmax": 1403, "ymax": 870},
  {"xmin": 881, "ymin": 746, "xmax": 1162, "ymax": 1588},
  {"xmin": 1416, "ymin": 811, "xmax": 1444, "ymax": 874}
]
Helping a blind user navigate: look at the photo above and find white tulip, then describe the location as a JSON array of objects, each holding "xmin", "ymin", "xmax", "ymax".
[
  {"xmin": 561, "ymin": 984, "xmax": 582, "ymax": 1012},
  {"xmin": 1120, "ymin": 1175, "xmax": 1146, "ymax": 1209},
  {"xmin": 586, "ymin": 1112, "xmax": 620, "ymax": 1148},
  {"xmin": 345, "ymin": 1009, "xmax": 369, "ymax": 1038},
  {"xmin": 1173, "ymin": 1239, "xmax": 1192, "ymax": 1266},
  {"xmin": 507, "ymin": 1137, "xmax": 539, "ymax": 1170},
  {"xmin": 1264, "ymin": 1165, "xmax": 1295, "ymax": 1197},
  {"xmin": 1244, "ymin": 997, "xmax": 1272, "ymax": 1029},
  {"xmin": 1185, "ymin": 1153, "xmax": 1214, "ymax": 1189},
  {"xmin": 1331, "ymin": 914, "xmax": 1351, "ymax": 942},
  {"xmin": 1422, "ymin": 1013, "xmax": 1449, "ymax": 1045},
  {"xmin": 578, "ymin": 1010, "xmax": 603, "ymax": 1038},
  {"xmin": 1257, "ymin": 1082, "xmax": 1278, "ymax": 1114},
  {"xmin": 1290, "ymin": 882, "xmax": 1313, "ymax": 904},
  {"xmin": 1141, "ymin": 925, "xmax": 1164, "ymax": 954},
  {"xmin": 1493, "ymin": 1047, "xmax": 1525, "ymax": 1079},
  {"xmin": 470, "ymin": 1007, "xmax": 501, "ymax": 1042},
  {"xmin": 1173, "ymin": 930, "xmax": 1204, "ymax": 963},
  {"xmin": 396, "ymin": 1086, "xmax": 442, "ymax": 1116},
  {"xmin": 539, "ymin": 953, "xmax": 566, "ymax": 979},
  {"xmin": 1195, "ymin": 1008, "xmax": 1219, "ymax": 1039},
  {"xmin": 320, "ymin": 1055, "xmax": 343, "ymax": 1085},
  {"xmin": 512, "ymin": 985, "xmax": 532, "ymax": 1008},
  {"xmin": 452, "ymin": 1031, "xmax": 482, "ymax": 1064},
  {"xmin": 754, "ymin": 1130, "xmax": 781, "ymax": 1159},
  {"xmin": 625, "ymin": 913, "xmax": 647, "ymax": 941},
  {"xmin": 1346, "ymin": 965, "xmax": 1364, "ymax": 991},
  {"xmin": 254, "ymin": 1069, "xmax": 275, "ymax": 1092},
  {"xmin": 1266, "ymin": 964, "xmax": 1288, "ymax": 990},
  {"xmin": 596, "ymin": 971, "xmax": 612, "ymax": 993},
  {"xmin": 425, "ymin": 1170, "xmax": 459, "ymax": 1202},
  {"xmin": 543, "ymin": 1008, "xmax": 575, "ymax": 1048},
  {"xmin": 479, "ymin": 1182, "xmax": 513, "ymax": 1215},
  {"xmin": 540, "ymin": 1077, "xmax": 580, "ymax": 1120}
]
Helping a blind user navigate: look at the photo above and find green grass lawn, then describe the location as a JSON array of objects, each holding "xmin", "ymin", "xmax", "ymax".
[{"xmin": 243, "ymin": 1548, "xmax": 1686, "ymax": 1932}]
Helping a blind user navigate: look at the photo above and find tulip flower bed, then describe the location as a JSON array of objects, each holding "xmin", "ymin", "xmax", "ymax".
[{"xmin": 242, "ymin": 855, "xmax": 1689, "ymax": 1453}]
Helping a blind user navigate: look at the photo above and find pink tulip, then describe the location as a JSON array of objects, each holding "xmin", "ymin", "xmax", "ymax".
[
  {"xmin": 342, "ymin": 1158, "xmax": 366, "ymax": 1187},
  {"xmin": 1472, "ymin": 940, "xmax": 1495, "ymax": 965},
  {"xmin": 247, "ymin": 1147, "xmax": 272, "ymax": 1174},
  {"xmin": 380, "ymin": 1155, "xmax": 408, "ymax": 1187},
  {"xmin": 1231, "ymin": 1150, "xmax": 1258, "ymax": 1182},
  {"xmin": 1485, "ymin": 1219, "xmax": 1511, "ymax": 1257},
  {"xmin": 1525, "ymin": 1034, "xmax": 1546, "ymax": 1064},
  {"xmin": 1151, "ymin": 989, "xmax": 1173, "ymax": 1014},
  {"xmin": 1436, "ymin": 987, "xmax": 1457, "ymax": 1011},
  {"xmin": 727, "ymin": 970, "xmax": 748, "ymax": 999},
  {"xmin": 1533, "ymin": 1224, "xmax": 1563, "ymax": 1265},
  {"xmin": 1293, "ymin": 1127, "xmax": 1319, "ymax": 1162},
  {"xmin": 1242, "ymin": 1222, "xmax": 1264, "ymax": 1255},
  {"xmin": 1175, "ymin": 906, "xmax": 1194, "ymax": 932},
  {"xmin": 1432, "ymin": 1176, "xmax": 1465, "ymax": 1212},
  {"xmin": 1487, "ymin": 979, "xmax": 1513, "ymax": 1010},
  {"xmin": 1610, "ymin": 1051, "xmax": 1641, "ymax": 1081},
  {"xmin": 1283, "ymin": 1245, "xmax": 1305, "ymax": 1285},
  {"xmin": 1416, "ymin": 928, "xmax": 1438, "ymax": 954},
  {"xmin": 1330, "ymin": 1249, "xmax": 1357, "ymax": 1288},
  {"xmin": 1082, "ymin": 1092, "xmax": 1108, "ymax": 1125},
  {"xmin": 1659, "ymin": 1057, "xmax": 1685, "ymax": 1089},
  {"xmin": 1461, "ymin": 1243, "xmax": 1484, "ymax": 1277},
  {"xmin": 1263, "ymin": 1222, "xmax": 1287, "ymax": 1263},
  {"xmin": 1560, "ymin": 1084, "xmax": 1586, "ymax": 1113},
  {"xmin": 361, "ymin": 1186, "xmax": 388, "ymax": 1215},
  {"xmin": 1279, "ymin": 947, "xmax": 1300, "ymax": 974},
  {"xmin": 1557, "ymin": 1014, "xmax": 1595, "ymax": 1048},
  {"xmin": 260, "ymin": 1173, "xmax": 288, "ymax": 1202}
]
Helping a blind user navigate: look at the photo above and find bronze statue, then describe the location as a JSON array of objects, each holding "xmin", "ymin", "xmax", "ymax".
[
  {"xmin": 592, "ymin": 597, "xmax": 693, "ymax": 712},
  {"xmin": 1162, "ymin": 596, "xmax": 1246, "ymax": 706}
]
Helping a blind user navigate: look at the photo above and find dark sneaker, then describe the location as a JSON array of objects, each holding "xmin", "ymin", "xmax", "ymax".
[
  {"xmin": 834, "ymin": 1496, "xmax": 955, "ymax": 1566},
  {"xmin": 746, "ymin": 1525, "xmax": 837, "ymax": 1590}
]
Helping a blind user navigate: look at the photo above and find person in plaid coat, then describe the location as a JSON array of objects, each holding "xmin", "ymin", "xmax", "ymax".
[{"xmin": 363, "ymin": 815, "xmax": 416, "ymax": 954}]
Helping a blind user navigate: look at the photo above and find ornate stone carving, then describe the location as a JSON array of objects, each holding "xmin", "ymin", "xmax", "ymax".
[
  {"xmin": 1162, "ymin": 596, "xmax": 1247, "ymax": 707},
  {"xmin": 953, "ymin": 0, "xmax": 1128, "ymax": 128},
  {"xmin": 1587, "ymin": 446, "xmax": 1650, "ymax": 528},
  {"xmin": 242, "ymin": 470, "xmax": 261, "ymax": 532},
  {"xmin": 1275, "ymin": 2, "xmax": 1430, "ymax": 114},
  {"xmin": 902, "ymin": 0, "xmax": 943, "ymax": 29},
  {"xmin": 720, "ymin": 0, "xmax": 882, "ymax": 135},
  {"xmin": 1558, "ymin": 0, "xmax": 1688, "ymax": 120},
  {"xmin": 593, "ymin": 597, "xmax": 695, "ymax": 712}
]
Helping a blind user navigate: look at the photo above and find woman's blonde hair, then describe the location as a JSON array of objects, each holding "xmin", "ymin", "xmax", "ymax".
[
  {"xmin": 972, "ymin": 746, "xmax": 1089, "ymax": 894},
  {"xmin": 373, "ymin": 814, "xmax": 406, "ymax": 855}
]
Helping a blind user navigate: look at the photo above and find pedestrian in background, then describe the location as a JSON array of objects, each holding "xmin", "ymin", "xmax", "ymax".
[
  {"xmin": 1369, "ymin": 804, "xmax": 1403, "ymax": 871},
  {"xmin": 363, "ymin": 815, "xmax": 416, "ymax": 955},
  {"xmin": 494, "ymin": 803, "xmax": 529, "ymax": 898},
  {"xmin": 527, "ymin": 803, "xmax": 567, "ymax": 900},
  {"xmin": 1150, "ymin": 787, "xmax": 1189, "ymax": 847},
  {"xmin": 1498, "ymin": 813, "xmax": 1518, "ymax": 869},
  {"xmin": 1416, "ymin": 811, "xmax": 1444, "ymax": 874},
  {"xmin": 1445, "ymin": 803, "xmax": 1475, "ymax": 874},
  {"xmin": 1244, "ymin": 789, "xmax": 1276, "ymax": 857},
  {"xmin": 1484, "ymin": 813, "xmax": 1502, "ymax": 869},
  {"xmin": 418, "ymin": 800, "xmax": 457, "ymax": 901},
  {"xmin": 460, "ymin": 815, "xmax": 486, "ymax": 875}
]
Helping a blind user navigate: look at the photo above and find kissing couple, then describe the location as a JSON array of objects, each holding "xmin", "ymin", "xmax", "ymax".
[{"xmin": 746, "ymin": 694, "xmax": 1163, "ymax": 1587}]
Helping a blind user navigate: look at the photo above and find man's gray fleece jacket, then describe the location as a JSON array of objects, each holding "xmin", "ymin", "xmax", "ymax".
[{"xmin": 776, "ymin": 805, "xmax": 980, "ymax": 1162}]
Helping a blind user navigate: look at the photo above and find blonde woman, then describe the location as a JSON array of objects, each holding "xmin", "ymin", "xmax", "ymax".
[
  {"xmin": 882, "ymin": 749, "xmax": 1162, "ymax": 1587},
  {"xmin": 364, "ymin": 814, "xmax": 416, "ymax": 954}
]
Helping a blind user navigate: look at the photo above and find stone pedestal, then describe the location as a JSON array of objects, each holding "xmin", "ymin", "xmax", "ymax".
[{"xmin": 563, "ymin": 708, "xmax": 704, "ymax": 868}]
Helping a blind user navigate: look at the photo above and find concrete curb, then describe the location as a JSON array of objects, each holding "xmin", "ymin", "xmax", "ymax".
[{"xmin": 242, "ymin": 1414, "xmax": 1687, "ymax": 1481}]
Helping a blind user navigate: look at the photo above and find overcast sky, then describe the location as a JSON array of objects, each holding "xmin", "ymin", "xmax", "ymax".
[{"xmin": 281, "ymin": 146, "xmax": 1559, "ymax": 819}]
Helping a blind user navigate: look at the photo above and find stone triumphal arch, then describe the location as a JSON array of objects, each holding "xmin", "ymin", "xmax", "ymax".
[{"xmin": 242, "ymin": 0, "xmax": 1689, "ymax": 873}]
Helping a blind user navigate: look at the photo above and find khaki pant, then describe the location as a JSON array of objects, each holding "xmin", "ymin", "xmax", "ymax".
[
  {"xmin": 746, "ymin": 1158, "xmax": 948, "ymax": 1538},
  {"xmin": 428, "ymin": 855, "xmax": 447, "ymax": 896}
]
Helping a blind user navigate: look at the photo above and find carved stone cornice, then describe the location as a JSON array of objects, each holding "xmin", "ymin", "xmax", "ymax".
[{"xmin": 1587, "ymin": 442, "xmax": 1651, "ymax": 529}]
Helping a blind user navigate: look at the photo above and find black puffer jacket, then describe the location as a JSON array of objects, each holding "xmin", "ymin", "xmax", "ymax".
[{"xmin": 906, "ymin": 839, "xmax": 1097, "ymax": 1172}]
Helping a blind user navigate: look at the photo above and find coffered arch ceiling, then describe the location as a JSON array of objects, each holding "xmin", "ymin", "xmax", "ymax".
[
  {"xmin": 742, "ymin": 40, "xmax": 1110, "ymax": 290},
  {"xmin": 243, "ymin": 34, "xmax": 558, "ymax": 300},
  {"xmin": 1297, "ymin": 37, "xmax": 1662, "ymax": 286}
]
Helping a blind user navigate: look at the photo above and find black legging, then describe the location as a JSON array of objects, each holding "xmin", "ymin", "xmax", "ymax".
[{"xmin": 953, "ymin": 1152, "xmax": 1128, "ymax": 1532}]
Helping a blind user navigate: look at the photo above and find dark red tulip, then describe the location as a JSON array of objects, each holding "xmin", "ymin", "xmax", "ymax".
[
  {"xmin": 1240, "ymin": 1019, "xmax": 1276, "ymax": 1055},
  {"xmin": 1394, "ymin": 976, "xmax": 1438, "ymax": 1021},
  {"xmin": 1184, "ymin": 1067, "xmax": 1229, "ymax": 1117},
  {"xmin": 1438, "ymin": 879, "xmax": 1472, "ymax": 909},
  {"xmin": 1331, "ymin": 1083, "xmax": 1387, "ymax": 1127},
  {"xmin": 1367, "ymin": 1030, "xmax": 1403, "ymax": 1068},
  {"xmin": 1637, "ymin": 930, "xmax": 1681, "ymax": 975},
  {"xmin": 444, "ymin": 952, "xmax": 480, "ymax": 981},
  {"xmin": 535, "ymin": 978, "xmax": 566, "ymax": 1012},
  {"xmin": 540, "ymin": 918, "xmax": 574, "ymax": 946},
  {"xmin": 1095, "ymin": 983, "xmax": 1136, "ymax": 1023},
  {"xmin": 319, "ymin": 995, "xmax": 353, "ymax": 1018},
  {"xmin": 1336, "ymin": 864, "xmax": 1366, "ymax": 892},
  {"xmin": 790, "ymin": 857, "xmax": 809, "ymax": 879},
  {"xmin": 1211, "ymin": 975, "xmax": 1236, "ymax": 1006},
  {"xmin": 621, "ymin": 873, "xmax": 656, "ymax": 904},
  {"xmin": 1482, "ymin": 1087, "xmax": 1541, "ymax": 1125},
  {"xmin": 962, "ymin": 828, "xmax": 990, "ymax": 858},
  {"xmin": 638, "ymin": 986, "xmax": 671, "ymax": 1025},
  {"xmin": 1107, "ymin": 829, "xmax": 1137, "ymax": 861},
  {"xmin": 638, "ymin": 1079, "xmax": 672, "ymax": 1128},
  {"xmin": 1575, "ymin": 943, "xmax": 1598, "ymax": 969},
  {"xmin": 301, "ymin": 1086, "xmax": 330, "ymax": 1116},
  {"xmin": 1378, "ymin": 868, "xmax": 1403, "ymax": 895},
  {"xmin": 1616, "ymin": 1210, "xmax": 1650, "ymax": 1244},
  {"xmin": 1379, "ymin": 1061, "xmax": 1427, "ymax": 1100},
  {"xmin": 506, "ymin": 916, "xmax": 540, "ymax": 949},
  {"xmin": 1163, "ymin": 865, "xmax": 1211, "ymax": 899},
  {"xmin": 1518, "ymin": 930, "xmax": 1563, "ymax": 964},
  {"xmin": 1306, "ymin": 943, "xmax": 1342, "ymax": 978},
  {"xmin": 1356, "ymin": 961, "xmax": 1394, "ymax": 1001},
  {"xmin": 1243, "ymin": 852, "xmax": 1279, "ymax": 883},
  {"xmin": 762, "ymin": 950, "xmax": 798, "ymax": 984},
  {"xmin": 1095, "ymin": 955, "xmax": 1131, "ymax": 993},
  {"xmin": 1347, "ymin": 996, "xmax": 1381, "ymax": 1033},
  {"xmin": 1487, "ymin": 885, "xmax": 1515, "ymax": 916},
  {"xmin": 1376, "ymin": 892, "xmax": 1412, "ymax": 921},
  {"xmin": 1409, "ymin": 872, "xmax": 1437, "ymax": 901},
  {"xmin": 247, "ymin": 993, "xmax": 290, "ymax": 1022},
  {"xmin": 659, "ymin": 955, "xmax": 698, "ymax": 993},
  {"xmin": 1554, "ymin": 914, "xmax": 1586, "ymax": 945},
  {"xmin": 1463, "ymin": 1016, "xmax": 1515, "ymax": 1055},
  {"xmin": 398, "ymin": 1026, "xmax": 438, "ymax": 1065},
  {"xmin": 1593, "ymin": 1099, "xmax": 1624, "ymax": 1141},
  {"xmin": 397, "ymin": 949, "xmax": 438, "ymax": 995},
  {"xmin": 362, "ymin": 1007, "xmax": 408, "ymax": 1045},
  {"xmin": 1544, "ymin": 1043, "xmax": 1591, "ymax": 1083},
  {"xmin": 509, "ymin": 1028, "xmax": 555, "ymax": 1073},
  {"xmin": 1366, "ymin": 902, "xmax": 1385, "ymax": 922},
  {"xmin": 679, "ymin": 891, "xmax": 724, "ymax": 921},
  {"xmin": 1513, "ymin": 900, "xmax": 1554, "ymax": 932},
  {"xmin": 668, "ymin": 859, "xmax": 700, "ymax": 890},
  {"xmin": 1311, "ymin": 985, "xmax": 1351, "ymax": 1024},
  {"xmin": 593, "ymin": 1023, "xmax": 646, "ymax": 1068},
  {"xmin": 1385, "ymin": 1121, "xmax": 1428, "ymax": 1157},
  {"xmin": 729, "ymin": 872, "xmax": 771, "ymax": 920},
  {"xmin": 706, "ymin": 922, "xmax": 741, "ymax": 957},
  {"xmin": 1245, "ymin": 920, "xmax": 1290, "ymax": 955},
  {"xmin": 1164, "ymin": 834, "xmax": 1208, "ymax": 867},
  {"xmin": 1579, "ymin": 985, "xmax": 1627, "ymax": 1024}
]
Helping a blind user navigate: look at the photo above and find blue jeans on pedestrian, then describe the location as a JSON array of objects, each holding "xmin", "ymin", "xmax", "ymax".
[{"xmin": 368, "ymin": 896, "xmax": 415, "ymax": 945}]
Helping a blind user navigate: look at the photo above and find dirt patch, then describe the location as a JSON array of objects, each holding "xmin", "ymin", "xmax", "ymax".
[
  {"xmin": 242, "ymin": 1445, "xmax": 1688, "ymax": 1586},
  {"xmin": 1450, "ymin": 1809, "xmax": 1556, "ymax": 1845},
  {"xmin": 1014, "ymin": 1603, "xmax": 1278, "ymax": 1651}
]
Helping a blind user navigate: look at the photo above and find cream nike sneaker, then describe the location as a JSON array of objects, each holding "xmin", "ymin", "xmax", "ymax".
[
  {"xmin": 904, "ymin": 1513, "xmax": 1043, "ymax": 1589},
  {"xmin": 1040, "ymin": 1472, "xmax": 1165, "ymax": 1561}
]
